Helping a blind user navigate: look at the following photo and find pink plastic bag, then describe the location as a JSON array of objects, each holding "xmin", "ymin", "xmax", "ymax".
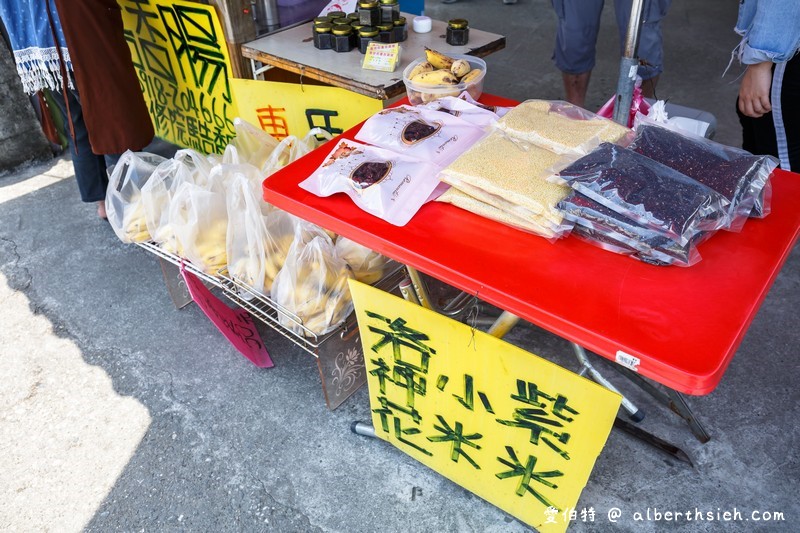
[{"xmin": 597, "ymin": 79, "xmax": 651, "ymax": 128}]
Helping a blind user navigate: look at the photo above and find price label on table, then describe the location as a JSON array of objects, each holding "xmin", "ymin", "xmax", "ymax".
[{"xmin": 361, "ymin": 42, "xmax": 401, "ymax": 72}]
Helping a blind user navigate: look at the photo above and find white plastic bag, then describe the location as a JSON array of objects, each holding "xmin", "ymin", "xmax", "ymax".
[
  {"xmin": 271, "ymin": 223, "xmax": 354, "ymax": 337},
  {"xmin": 262, "ymin": 128, "xmax": 333, "ymax": 176},
  {"xmin": 173, "ymin": 148, "xmax": 214, "ymax": 186},
  {"xmin": 231, "ymin": 117, "xmax": 280, "ymax": 170},
  {"xmin": 225, "ymin": 172, "xmax": 272, "ymax": 294},
  {"xmin": 169, "ymin": 173, "xmax": 229, "ymax": 274},
  {"xmin": 140, "ymin": 158, "xmax": 193, "ymax": 254},
  {"xmin": 334, "ymin": 237, "xmax": 392, "ymax": 284},
  {"xmin": 106, "ymin": 150, "xmax": 166, "ymax": 243}
]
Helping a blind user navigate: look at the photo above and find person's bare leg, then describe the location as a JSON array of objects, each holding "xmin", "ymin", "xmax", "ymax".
[
  {"xmin": 640, "ymin": 75, "xmax": 660, "ymax": 99},
  {"xmin": 97, "ymin": 200, "xmax": 107, "ymax": 219},
  {"xmin": 562, "ymin": 71, "xmax": 592, "ymax": 108}
]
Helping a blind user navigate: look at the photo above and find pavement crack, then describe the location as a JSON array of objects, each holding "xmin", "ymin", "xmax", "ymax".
[{"xmin": 0, "ymin": 236, "xmax": 32, "ymax": 291}]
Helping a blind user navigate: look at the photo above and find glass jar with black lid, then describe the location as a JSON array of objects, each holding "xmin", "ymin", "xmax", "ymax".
[
  {"xmin": 358, "ymin": 26, "xmax": 379, "ymax": 53},
  {"xmin": 376, "ymin": 23, "xmax": 394, "ymax": 43},
  {"xmin": 358, "ymin": 1, "xmax": 380, "ymax": 27},
  {"xmin": 313, "ymin": 22, "xmax": 333, "ymax": 50},
  {"xmin": 446, "ymin": 18, "xmax": 469, "ymax": 46},
  {"xmin": 332, "ymin": 24, "xmax": 355, "ymax": 52},
  {"xmin": 379, "ymin": 0, "xmax": 400, "ymax": 24},
  {"xmin": 392, "ymin": 16, "xmax": 407, "ymax": 42}
]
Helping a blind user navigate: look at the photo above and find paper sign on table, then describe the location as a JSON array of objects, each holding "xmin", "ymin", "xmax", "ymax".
[
  {"xmin": 361, "ymin": 42, "xmax": 401, "ymax": 72},
  {"xmin": 349, "ymin": 280, "xmax": 621, "ymax": 532},
  {"xmin": 181, "ymin": 265, "xmax": 273, "ymax": 368}
]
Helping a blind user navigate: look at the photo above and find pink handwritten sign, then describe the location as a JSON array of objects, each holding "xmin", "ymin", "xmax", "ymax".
[{"xmin": 181, "ymin": 265, "xmax": 273, "ymax": 368}]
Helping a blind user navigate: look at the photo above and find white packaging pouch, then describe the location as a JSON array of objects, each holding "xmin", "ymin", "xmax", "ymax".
[
  {"xmin": 299, "ymin": 139, "xmax": 442, "ymax": 226},
  {"xmin": 355, "ymin": 104, "xmax": 485, "ymax": 166},
  {"xmin": 420, "ymin": 96, "xmax": 501, "ymax": 128}
]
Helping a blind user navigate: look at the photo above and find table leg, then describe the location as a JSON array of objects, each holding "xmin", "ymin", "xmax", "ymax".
[
  {"xmin": 610, "ymin": 364, "xmax": 711, "ymax": 443},
  {"xmin": 572, "ymin": 343, "xmax": 645, "ymax": 422}
]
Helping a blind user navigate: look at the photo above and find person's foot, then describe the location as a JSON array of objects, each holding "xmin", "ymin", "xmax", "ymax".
[{"xmin": 97, "ymin": 200, "xmax": 107, "ymax": 220}]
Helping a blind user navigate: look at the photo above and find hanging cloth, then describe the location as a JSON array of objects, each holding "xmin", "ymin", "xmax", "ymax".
[{"xmin": 0, "ymin": 0, "xmax": 74, "ymax": 94}]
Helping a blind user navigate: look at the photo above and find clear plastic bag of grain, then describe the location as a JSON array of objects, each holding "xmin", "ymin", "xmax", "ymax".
[
  {"xmin": 629, "ymin": 118, "xmax": 777, "ymax": 231},
  {"xmin": 555, "ymin": 143, "xmax": 730, "ymax": 247},
  {"xmin": 438, "ymin": 129, "xmax": 572, "ymax": 239},
  {"xmin": 494, "ymin": 99, "xmax": 633, "ymax": 156}
]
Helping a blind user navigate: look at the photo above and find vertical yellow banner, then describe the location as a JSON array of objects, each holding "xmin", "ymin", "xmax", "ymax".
[
  {"xmin": 349, "ymin": 280, "xmax": 621, "ymax": 532},
  {"xmin": 120, "ymin": 0, "xmax": 238, "ymax": 154}
]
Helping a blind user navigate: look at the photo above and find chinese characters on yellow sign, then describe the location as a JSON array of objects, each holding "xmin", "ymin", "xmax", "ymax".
[
  {"xmin": 349, "ymin": 281, "xmax": 621, "ymax": 533},
  {"xmin": 232, "ymin": 78, "xmax": 382, "ymax": 141},
  {"xmin": 120, "ymin": 0, "xmax": 238, "ymax": 154}
]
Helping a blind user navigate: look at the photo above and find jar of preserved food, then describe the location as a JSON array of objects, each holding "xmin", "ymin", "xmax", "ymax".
[
  {"xmin": 392, "ymin": 16, "xmax": 407, "ymax": 42},
  {"xmin": 446, "ymin": 18, "xmax": 469, "ymax": 46},
  {"xmin": 313, "ymin": 22, "xmax": 333, "ymax": 50},
  {"xmin": 327, "ymin": 11, "xmax": 346, "ymax": 19},
  {"xmin": 332, "ymin": 24, "xmax": 355, "ymax": 52},
  {"xmin": 376, "ymin": 23, "xmax": 394, "ymax": 43},
  {"xmin": 358, "ymin": 26, "xmax": 379, "ymax": 54},
  {"xmin": 358, "ymin": 1, "xmax": 380, "ymax": 27},
  {"xmin": 379, "ymin": 0, "xmax": 400, "ymax": 24}
]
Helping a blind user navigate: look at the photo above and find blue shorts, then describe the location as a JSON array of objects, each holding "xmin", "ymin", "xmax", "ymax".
[{"xmin": 552, "ymin": 0, "xmax": 671, "ymax": 80}]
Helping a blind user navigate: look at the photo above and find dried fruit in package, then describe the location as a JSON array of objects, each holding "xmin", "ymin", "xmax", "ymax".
[
  {"xmin": 355, "ymin": 104, "xmax": 485, "ymax": 166},
  {"xmin": 299, "ymin": 139, "xmax": 442, "ymax": 226}
]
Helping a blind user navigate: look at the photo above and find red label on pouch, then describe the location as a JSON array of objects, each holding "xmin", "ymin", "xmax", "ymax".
[{"xmin": 181, "ymin": 265, "xmax": 273, "ymax": 368}]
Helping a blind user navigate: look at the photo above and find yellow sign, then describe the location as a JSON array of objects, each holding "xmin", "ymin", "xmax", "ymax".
[
  {"xmin": 120, "ymin": 0, "xmax": 238, "ymax": 154},
  {"xmin": 231, "ymin": 78, "xmax": 382, "ymax": 141},
  {"xmin": 349, "ymin": 281, "xmax": 621, "ymax": 533}
]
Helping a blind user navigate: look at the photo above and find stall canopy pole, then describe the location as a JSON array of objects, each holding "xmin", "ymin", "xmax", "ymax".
[{"xmin": 612, "ymin": 0, "xmax": 645, "ymax": 125}]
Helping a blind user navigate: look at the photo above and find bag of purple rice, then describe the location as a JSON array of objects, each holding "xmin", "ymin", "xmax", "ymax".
[
  {"xmin": 554, "ymin": 143, "xmax": 729, "ymax": 246},
  {"xmin": 559, "ymin": 191, "xmax": 702, "ymax": 266},
  {"xmin": 630, "ymin": 118, "xmax": 777, "ymax": 231},
  {"xmin": 299, "ymin": 139, "xmax": 441, "ymax": 226}
]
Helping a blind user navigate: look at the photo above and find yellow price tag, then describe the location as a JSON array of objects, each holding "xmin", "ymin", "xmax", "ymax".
[{"xmin": 361, "ymin": 42, "xmax": 401, "ymax": 72}]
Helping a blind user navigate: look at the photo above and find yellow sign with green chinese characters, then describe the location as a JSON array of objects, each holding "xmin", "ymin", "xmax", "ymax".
[
  {"xmin": 120, "ymin": 0, "xmax": 239, "ymax": 154},
  {"xmin": 349, "ymin": 280, "xmax": 621, "ymax": 533},
  {"xmin": 231, "ymin": 78, "xmax": 382, "ymax": 141}
]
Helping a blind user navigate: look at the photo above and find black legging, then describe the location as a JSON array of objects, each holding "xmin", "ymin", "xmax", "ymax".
[{"xmin": 737, "ymin": 52, "xmax": 800, "ymax": 172}]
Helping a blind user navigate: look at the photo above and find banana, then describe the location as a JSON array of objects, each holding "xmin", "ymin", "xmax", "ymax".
[
  {"xmin": 412, "ymin": 69, "xmax": 459, "ymax": 86},
  {"xmin": 407, "ymin": 60, "xmax": 434, "ymax": 80},
  {"xmin": 450, "ymin": 59, "xmax": 471, "ymax": 78},
  {"xmin": 460, "ymin": 68, "xmax": 483, "ymax": 84},
  {"xmin": 425, "ymin": 47, "xmax": 454, "ymax": 70}
]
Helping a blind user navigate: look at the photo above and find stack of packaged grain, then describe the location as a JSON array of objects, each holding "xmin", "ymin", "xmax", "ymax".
[{"xmin": 437, "ymin": 99, "xmax": 632, "ymax": 240}]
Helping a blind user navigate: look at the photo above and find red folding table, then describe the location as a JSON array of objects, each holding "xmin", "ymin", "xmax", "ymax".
[{"xmin": 262, "ymin": 95, "xmax": 800, "ymax": 402}]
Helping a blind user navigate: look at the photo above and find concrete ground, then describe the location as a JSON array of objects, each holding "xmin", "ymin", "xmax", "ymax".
[{"xmin": 1, "ymin": 0, "xmax": 798, "ymax": 531}]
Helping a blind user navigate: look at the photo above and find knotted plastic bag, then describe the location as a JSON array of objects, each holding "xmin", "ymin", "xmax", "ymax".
[
  {"xmin": 334, "ymin": 237, "xmax": 392, "ymax": 285},
  {"xmin": 271, "ymin": 223, "xmax": 354, "ymax": 337},
  {"xmin": 141, "ymin": 158, "xmax": 193, "ymax": 254},
  {"xmin": 106, "ymin": 151, "xmax": 166, "ymax": 243},
  {"xmin": 169, "ymin": 173, "xmax": 229, "ymax": 274}
]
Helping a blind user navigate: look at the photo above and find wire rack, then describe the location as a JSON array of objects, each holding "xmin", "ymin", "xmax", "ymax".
[{"xmin": 136, "ymin": 241, "xmax": 404, "ymax": 357}]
